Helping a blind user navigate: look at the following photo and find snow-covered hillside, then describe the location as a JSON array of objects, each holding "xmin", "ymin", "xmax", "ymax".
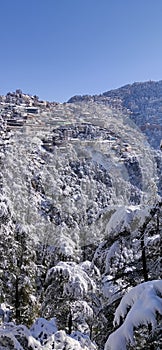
[
  {"xmin": 0, "ymin": 87, "xmax": 161, "ymax": 349},
  {"xmin": 0, "ymin": 94, "xmax": 160, "ymax": 242}
]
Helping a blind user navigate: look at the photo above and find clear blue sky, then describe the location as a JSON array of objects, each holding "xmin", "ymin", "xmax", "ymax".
[{"xmin": 0, "ymin": 0, "xmax": 162, "ymax": 102}]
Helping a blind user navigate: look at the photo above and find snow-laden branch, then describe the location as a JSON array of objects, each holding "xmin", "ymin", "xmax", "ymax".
[
  {"xmin": 104, "ymin": 280, "xmax": 162, "ymax": 350},
  {"xmin": 0, "ymin": 323, "xmax": 40, "ymax": 350},
  {"xmin": 0, "ymin": 318, "xmax": 97, "ymax": 349},
  {"xmin": 46, "ymin": 261, "xmax": 96, "ymax": 299}
]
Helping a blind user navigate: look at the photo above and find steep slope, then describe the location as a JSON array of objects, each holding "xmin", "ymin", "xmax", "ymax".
[{"xmin": 68, "ymin": 81, "xmax": 162, "ymax": 198}]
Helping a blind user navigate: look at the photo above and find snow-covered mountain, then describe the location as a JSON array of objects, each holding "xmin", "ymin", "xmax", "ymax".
[
  {"xmin": 0, "ymin": 85, "xmax": 161, "ymax": 349},
  {"xmin": 0, "ymin": 89, "xmax": 160, "ymax": 242}
]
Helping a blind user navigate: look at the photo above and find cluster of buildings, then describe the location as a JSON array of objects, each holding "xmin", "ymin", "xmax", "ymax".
[{"xmin": 0, "ymin": 90, "xmax": 52, "ymax": 128}]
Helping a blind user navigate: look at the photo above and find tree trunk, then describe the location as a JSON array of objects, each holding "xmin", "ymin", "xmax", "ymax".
[
  {"xmin": 140, "ymin": 233, "xmax": 148, "ymax": 282},
  {"xmin": 15, "ymin": 276, "xmax": 20, "ymax": 323}
]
